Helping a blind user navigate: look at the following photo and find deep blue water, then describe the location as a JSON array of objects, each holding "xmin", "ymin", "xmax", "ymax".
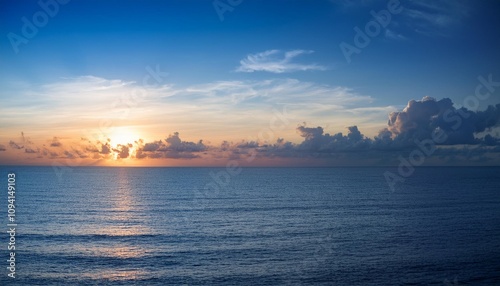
[{"xmin": 1, "ymin": 166, "xmax": 499, "ymax": 285}]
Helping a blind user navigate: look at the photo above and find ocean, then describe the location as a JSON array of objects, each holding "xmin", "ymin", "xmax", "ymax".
[{"xmin": 1, "ymin": 166, "xmax": 499, "ymax": 285}]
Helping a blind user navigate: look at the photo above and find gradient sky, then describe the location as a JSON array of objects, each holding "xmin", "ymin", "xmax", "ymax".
[{"xmin": 1, "ymin": 0, "xmax": 500, "ymax": 166}]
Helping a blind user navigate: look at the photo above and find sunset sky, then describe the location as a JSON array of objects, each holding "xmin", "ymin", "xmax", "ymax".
[{"xmin": 1, "ymin": 0, "xmax": 500, "ymax": 166}]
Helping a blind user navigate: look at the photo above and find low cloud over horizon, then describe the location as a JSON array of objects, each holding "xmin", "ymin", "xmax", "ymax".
[{"xmin": 2, "ymin": 97, "xmax": 500, "ymax": 166}]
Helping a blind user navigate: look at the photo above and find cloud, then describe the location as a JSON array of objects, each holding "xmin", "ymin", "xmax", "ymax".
[
  {"xmin": 135, "ymin": 132, "xmax": 207, "ymax": 159},
  {"xmin": 334, "ymin": 0, "xmax": 470, "ymax": 39},
  {"xmin": 178, "ymin": 78, "xmax": 370, "ymax": 107},
  {"xmin": 142, "ymin": 141, "xmax": 162, "ymax": 152},
  {"xmin": 236, "ymin": 50, "xmax": 327, "ymax": 73},
  {"xmin": 3, "ymin": 97, "xmax": 499, "ymax": 165},
  {"xmin": 21, "ymin": 131, "xmax": 33, "ymax": 144},
  {"xmin": 9, "ymin": 140, "xmax": 23, "ymax": 149},
  {"xmin": 383, "ymin": 97, "xmax": 500, "ymax": 146},
  {"xmin": 224, "ymin": 97, "xmax": 500, "ymax": 164},
  {"xmin": 50, "ymin": 137, "xmax": 62, "ymax": 147},
  {"xmin": 100, "ymin": 141, "xmax": 112, "ymax": 155},
  {"xmin": 113, "ymin": 144, "xmax": 131, "ymax": 159},
  {"xmin": 295, "ymin": 124, "xmax": 371, "ymax": 152},
  {"xmin": 0, "ymin": 145, "xmax": 6, "ymax": 151},
  {"xmin": 7, "ymin": 132, "xmax": 34, "ymax": 150},
  {"xmin": 25, "ymin": 148, "xmax": 38, "ymax": 154},
  {"xmin": 384, "ymin": 29, "xmax": 406, "ymax": 40},
  {"xmin": 399, "ymin": 0, "xmax": 469, "ymax": 37},
  {"xmin": 2, "ymin": 76, "xmax": 381, "ymax": 144}
]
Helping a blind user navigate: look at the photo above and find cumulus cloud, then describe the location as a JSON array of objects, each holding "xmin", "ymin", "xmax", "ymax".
[
  {"xmin": 236, "ymin": 50, "xmax": 327, "ymax": 73},
  {"xmin": 135, "ymin": 132, "xmax": 207, "ymax": 159},
  {"xmin": 288, "ymin": 124, "xmax": 371, "ymax": 153},
  {"xmin": 113, "ymin": 144, "xmax": 131, "ymax": 159},
  {"xmin": 226, "ymin": 97, "xmax": 500, "ymax": 164},
  {"xmin": 383, "ymin": 97, "xmax": 500, "ymax": 146},
  {"xmin": 142, "ymin": 141, "xmax": 162, "ymax": 152},
  {"xmin": 100, "ymin": 141, "xmax": 112, "ymax": 155}
]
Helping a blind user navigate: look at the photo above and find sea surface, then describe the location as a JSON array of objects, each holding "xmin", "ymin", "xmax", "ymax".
[{"xmin": 1, "ymin": 166, "xmax": 499, "ymax": 285}]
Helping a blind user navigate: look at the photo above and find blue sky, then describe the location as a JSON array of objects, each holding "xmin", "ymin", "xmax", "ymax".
[
  {"xmin": 1, "ymin": 0, "xmax": 500, "ymax": 166},
  {"xmin": 1, "ymin": 0, "xmax": 500, "ymax": 102}
]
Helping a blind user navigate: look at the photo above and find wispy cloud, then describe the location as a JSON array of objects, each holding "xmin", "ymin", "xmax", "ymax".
[
  {"xmin": 400, "ymin": 0, "xmax": 469, "ymax": 37},
  {"xmin": 236, "ymin": 50, "xmax": 327, "ymax": 73},
  {"xmin": 384, "ymin": 29, "xmax": 406, "ymax": 41},
  {"xmin": 1, "ymin": 75, "xmax": 381, "ymax": 145}
]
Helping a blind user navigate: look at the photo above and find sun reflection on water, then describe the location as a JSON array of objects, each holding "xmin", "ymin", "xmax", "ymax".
[
  {"xmin": 101, "ymin": 168, "xmax": 150, "ymax": 237},
  {"xmin": 77, "ymin": 168, "xmax": 153, "ymax": 280}
]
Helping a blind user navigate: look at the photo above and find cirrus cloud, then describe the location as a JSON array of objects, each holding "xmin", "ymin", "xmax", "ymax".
[{"xmin": 236, "ymin": 50, "xmax": 327, "ymax": 73}]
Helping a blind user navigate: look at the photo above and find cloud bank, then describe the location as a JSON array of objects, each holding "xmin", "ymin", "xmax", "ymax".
[{"xmin": 3, "ymin": 97, "xmax": 500, "ymax": 165}]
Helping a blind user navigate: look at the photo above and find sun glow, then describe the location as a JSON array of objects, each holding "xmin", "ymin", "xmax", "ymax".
[
  {"xmin": 108, "ymin": 127, "xmax": 140, "ymax": 160},
  {"xmin": 109, "ymin": 127, "xmax": 139, "ymax": 145}
]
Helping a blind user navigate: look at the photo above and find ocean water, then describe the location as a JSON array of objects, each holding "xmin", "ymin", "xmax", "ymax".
[{"xmin": 1, "ymin": 166, "xmax": 499, "ymax": 285}]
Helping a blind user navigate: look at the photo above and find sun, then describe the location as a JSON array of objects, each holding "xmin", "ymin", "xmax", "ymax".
[
  {"xmin": 109, "ymin": 126, "xmax": 139, "ymax": 146},
  {"xmin": 107, "ymin": 127, "xmax": 140, "ymax": 161}
]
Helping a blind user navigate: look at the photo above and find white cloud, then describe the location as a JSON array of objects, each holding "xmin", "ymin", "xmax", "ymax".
[{"xmin": 236, "ymin": 49, "xmax": 327, "ymax": 73}]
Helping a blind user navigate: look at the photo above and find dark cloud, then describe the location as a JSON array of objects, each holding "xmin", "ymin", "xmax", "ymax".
[
  {"xmin": 63, "ymin": 150, "xmax": 75, "ymax": 159},
  {"xmin": 85, "ymin": 145, "xmax": 99, "ymax": 153},
  {"xmin": 236, "ymin": 141, "xmax": 259, "ymax": 149},
  {"xmin": 50, "ymin": 137, "xmax": 62, "ymax": 147},
  {"xmin": 143, "ymin": 141, "xmax": 162, "ymax": 152},
  {"xmin": 100, "ymin": 142, "xmax": 112, "ymax": 155},
  {"xmin": 164, "ymin": 151, "xmax": 199, "ymax": 159},
  {"xmin": 73, "ymin": 149, "xmax": 88, "ymax": 159},
  {"xmin": 113, "ymin": 144, "xmax": 130, "ymax": 159},
  {"xmin": 21, "ymin": 131, "xmax": 33, "ymax": 145},
  {"xmin": 136, "ymin": 132, "xmax": 207, "ymax": 159},
  {"xmin": 25, "ymin": 148, "xmax": 38, "ymax": 154},
  {"xmin": 165, "ymin": 132, "xmax": 206, "ymax": 152},
  {"xmin": 383, "ymin": 97, "xmax": 500, "ymax": 146},
  {"xmin": 41, "ymin": 148, "xmax": 59, "ymax": 158},
  {"xmin": 9, "ymin": 140, "xmax": 23, "ymax": 149},
  {"xmin": 295, "ymin": 124, "xmax": 371, "ymax": 153},
  {"xmin": 0, "ymin": 145, "xmax": 6, "ymax": 151}
]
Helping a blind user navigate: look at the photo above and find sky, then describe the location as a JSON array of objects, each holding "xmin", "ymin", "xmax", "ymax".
[{"xmin": 1, "ymin": 0, "xmax": 500, "ymax": 166}]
